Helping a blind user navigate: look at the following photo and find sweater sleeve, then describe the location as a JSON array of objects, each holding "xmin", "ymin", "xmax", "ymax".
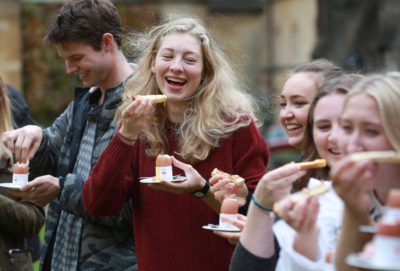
[
  {"xmin": 0, "ymin": 194, "xmax": 45, "ymax": 237},
  {"xmin": 233, "ymin": 121, "xmax": 269, "ymax": 193},
  {"xmin": 29, "ymin": 103, "xmax": 74, "ymax": 179},
  {"xmin": 229, "ymin": 240, "xmax": 278, "ymax": 271},
  {"xmin": 83, "ymin": 133, "xmax": 136, "ymax": 216}
]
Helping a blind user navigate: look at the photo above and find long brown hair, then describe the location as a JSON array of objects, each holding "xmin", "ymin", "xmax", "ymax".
[{"xmin": 294, "ymin": 74, "xmax": 363, "ymax": 190}]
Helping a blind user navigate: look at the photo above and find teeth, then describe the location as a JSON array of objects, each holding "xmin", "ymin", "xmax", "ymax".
[
  {"xmin": 286, "ymin": 124, "xmax": 301, "ymax": 130},
  {"xmin": 166, "ymin": 77, "xmax": 186, "ymax": 83},
  {"xmin": 329, "ymin": 149, "xmax": 341, "ymax": 155}
]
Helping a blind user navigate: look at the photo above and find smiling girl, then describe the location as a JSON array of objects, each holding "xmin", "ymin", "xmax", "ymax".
[
  {"xmin": 331, "ymin": 72, "xmax": 400, "ymax": 271},
  {"xmin": 82, "ymin": 16, "xmax": 269, "ymax": 271}
]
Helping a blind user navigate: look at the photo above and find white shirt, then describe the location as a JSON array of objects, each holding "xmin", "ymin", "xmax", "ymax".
[{"xmin": 273, "ymin": 178, "xmax": 344, "ymax": 271}]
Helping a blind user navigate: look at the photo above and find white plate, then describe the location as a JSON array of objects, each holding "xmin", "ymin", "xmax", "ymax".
[
  {"xmin": 139, "ymin": 175, "xmax": 187, "ymax": 184},
  {"xmin": 347, "ymin": 253, "xmax": 400, "ymax": 271},
  {"xmin": 359, "ymin": 225, "xmax": 377, "ymax": 234},
  {"xmin": 202, "ymin": 224, "xmax": 241, "ymax": 232},
  {"xmin": 0, "ymin": 183, "xmax": 23, "ymax": 190}
]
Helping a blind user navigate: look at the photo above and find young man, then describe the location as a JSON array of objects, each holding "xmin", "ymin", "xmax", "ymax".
[{"xmin": 2, "ymin": 0, "xmax": 137, "ymax": 270}]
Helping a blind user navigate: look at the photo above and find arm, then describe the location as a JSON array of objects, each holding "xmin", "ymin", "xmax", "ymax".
[
  {"xmin": 331, "ymin": 157, "xmax": 375, "ymax": 271},
  {"xmin": 283, "ymin": 196, "xmax": 321, "ymax": 261},
  {"xmin": 210, "ymin": 121, "xmax": 270, "ymax": 212},
  {"xmin": 29, "ymin": 104, "xmax": 74, "ymax": 178},
  {"xmin": 83, "ymin": 134, "xmax": 136, "ymax": 216},
  {"xmin": 61, "ymin": 172, "xmax": 133, "ymax": 230},
  {"xmin": 229, "ymin": 238, "xmax": 279, "ymax": 271},
  {"xmin": 0, "ymin": 193, "xmax": 45, "ymax": 237}
]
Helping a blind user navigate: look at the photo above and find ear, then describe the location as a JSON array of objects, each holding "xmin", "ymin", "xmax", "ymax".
[
  {"xmin": 102, "ymin": 33, "xmax": 114, "ymax": 51},
  {"xmin": 150, "ymin": 55, "xmax": 156, "ymax": 73}
]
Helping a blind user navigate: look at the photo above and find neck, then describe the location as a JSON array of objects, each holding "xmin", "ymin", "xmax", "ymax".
[
  {"xmin": 98, "ymin": 51, "xmax": 134, "ymax": 104},
  {"xmin": 166, "ymin": 102, "xmax": 190, "ymax": 123}
]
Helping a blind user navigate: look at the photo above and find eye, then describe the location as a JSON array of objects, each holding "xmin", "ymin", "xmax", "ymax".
[
  {"xmin": 340, "ymin": 123, "xmax": 353, "ymax": 134},
  {"xmin": 293, "ymin": 101, "xmax": 308, "ymax": 108},
  {"xmin": 71, "ymin": 55, "xmax": 83, "ymax": 61},
  {"xmin": 162, "ymin": 54, "xmax": 173, "ymax": 60},
  {"xmin": 365, "ymin": 128, "xmax": 379, "ymax": 137},
  {"xmin": 279, "ymin": 101, "xmax": 287, "ymax": 108},
  {"xmin": 184, "ymin": 58, "xmax": 197, "ymax": 64},
  {"xmin": 315, "ymin": 123, "xmax": 331, "ymax": 131}
]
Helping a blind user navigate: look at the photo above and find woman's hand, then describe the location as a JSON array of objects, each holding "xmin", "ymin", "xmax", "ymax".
[
  {"xmin": 213, "ymin": 214, "xmax": 247, "ymax": 245},
  {"xmin": 119, "ymin": 96, "xmax": 157, "ymax": 140},
  {"xmin": 147, "ymin": 156, "xmax": 207, "ymax": 194},
  {"xmin": 331, "ymin": 156, "xmax": 375, "ymax": 219},
  {"xmin": 279, "ymin": 196, "xmax": 319, "ymax": 234},
  {"xmin": 253, "ymin": 164, "xmax": 306, "ymax": 209},
  {"xmin": 279, "ymin": 196, "xmax": 320, "ymax": 261},
  {"xmin": 209, "ymin": 175, "xmax": 248, "ymax": 207}
]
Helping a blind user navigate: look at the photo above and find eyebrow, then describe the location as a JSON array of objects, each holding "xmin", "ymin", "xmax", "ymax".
[{"xmin": 280, "ymin": 94, "xmax": 307, "ymax": 99}]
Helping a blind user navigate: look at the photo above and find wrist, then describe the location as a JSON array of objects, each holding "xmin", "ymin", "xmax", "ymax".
[
  {"xmin": 118, "ymin": 129, "xmax": 137, "ymax": 143},
  {"xmin": 192, "ymin": 180, "xmax": 211, "ymax": 198},
  {"xmin": 251, "ymin": 194, "xmax": 273, "ymax": 213},
  {"xmin": 58, "ymin": 176, "xmax": 65, "ymax": 199}
]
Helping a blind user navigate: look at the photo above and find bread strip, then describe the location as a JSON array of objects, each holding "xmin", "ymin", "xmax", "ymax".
[
  {"xmin": 273, "ymin": 183, "xmax": 329, "ymax": 215},
  {"xmin": 134, "ymin": 95, "xmax": 167, "ymax": 105},
  {"xmin": 211, "ymin": 168, "xmax": 245, "ymax": 186},
  {"xmin": 295, "ymin": 159, "xmax": 327, "ymax": 170},
  {"xmin": 350, "ymin": 151, "xmax": 400, "ymax": 163}
]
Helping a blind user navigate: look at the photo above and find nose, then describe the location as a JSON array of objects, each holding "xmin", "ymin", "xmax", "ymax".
[
  {"xmin": 328, "ymin": 123, "xmax": 340, "ymax": 144},
  {"xmin": 280, "ymin": 105, "xmax": 294, "ymax": 120},
  {"xmin": 345, "ymin": 130, "xmax": 365, "ymax": 153},
  {"xmin": 170, "ymin": 58, "xmax": 183, "ymax": 72},
  {"xmin": 65, "ymin": 60, "xmax": 77, "ymax": 75}
]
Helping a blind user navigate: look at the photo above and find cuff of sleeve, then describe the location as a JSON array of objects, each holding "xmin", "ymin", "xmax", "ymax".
[
  {"xmin": 239, "ymin": 192, "xmax": 251, "ymax": 215},
  {"xmin": 34, "ymin": 130, "xmax": 47, "ymax": 157},
  {"xmin": 58, "ymin": 176, "xmax": 65, "ymax": 199}
]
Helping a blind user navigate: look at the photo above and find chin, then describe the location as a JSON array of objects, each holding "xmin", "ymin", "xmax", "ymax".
[{"xmin": 287, "ymin": 137, "xmax": 302, "ymax": 150}]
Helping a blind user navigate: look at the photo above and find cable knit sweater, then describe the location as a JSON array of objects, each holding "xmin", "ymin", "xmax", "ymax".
[{"xmin": 83, "ymin": 121, "xmax": 269, "ymax": 271}]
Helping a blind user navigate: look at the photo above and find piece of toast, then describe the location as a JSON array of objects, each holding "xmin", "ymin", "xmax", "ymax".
[
  {"xmin": 273, "ymin": 183, "xmax": 329, "ymax": 215},
  {"xmin": 134, "ymin": 94, "xmax": 167, "ymax": 105},
  {"xmin": 350, "ymin": 151, "xmax": 400, "ymax": 163},
  {"xmin": 211, "ymin": 168, "xmax": 245, "ymax": 186},
  {"xmin": 295, "ymin": 159, "xmax": 327, "ymax": 170}
]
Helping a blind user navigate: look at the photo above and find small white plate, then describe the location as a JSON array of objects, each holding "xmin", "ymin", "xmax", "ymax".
[
  {"xmin": 0, "ymin": 183, "xmax": 23, "ymax": 190},
  {"xmin": 202, "ymin": 224, "xmax": 241, "ymax": 232},
  {"xmin": 139, "ymin": 175, "xmax": 187, "ymax": 184},
  {"xmin": 359, "ymin": 225, "xmax": 377, "ymax": 234},
  {"xmin": 347, "ymin": 253, "xmax": 400, "ymax": 271}
]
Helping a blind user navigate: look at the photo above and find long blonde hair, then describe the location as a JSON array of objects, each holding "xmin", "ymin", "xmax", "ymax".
[
  {"xmin": 118, "ymin": 16, "xmax": 258, "ymax": 163},
  {"xmin": 344, "ymin": 72, "xmax": 400, "ymax": 152},
  {"xmin": 0, "ymin": 75, "xmax": 13, "ymax": 163}
]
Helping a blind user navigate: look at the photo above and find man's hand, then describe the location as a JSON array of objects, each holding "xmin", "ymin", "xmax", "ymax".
[
  {"xmin": 7, "ymin": 175, "xmax": 61, "ymax": 207},
  {"xmin": 2, "ymin": 125, "xmax": 43, "ymax": 163}
]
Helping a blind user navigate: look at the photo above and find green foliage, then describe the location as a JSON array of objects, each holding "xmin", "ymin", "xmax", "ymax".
[{"xmin": 21, "ymin": 3, "xmax": 76, "ymax": 126}]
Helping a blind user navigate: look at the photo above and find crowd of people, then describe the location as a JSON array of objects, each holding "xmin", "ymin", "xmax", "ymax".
[{"xmin": 1, "ymin": 0, "xmax": 399, "ymax": 270}]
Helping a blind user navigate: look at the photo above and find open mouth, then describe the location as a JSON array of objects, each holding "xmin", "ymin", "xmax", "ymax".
[
  {"xmin": 166, "ymin": 77, "xmax": 186, "ymax": 87},
  {"xmin": 328, "ymin": 148, "xmax": 341, "ymax": 156},
  {"xmin": 285, "ymin": 123, "xmax": 302, "ymax": 131}
]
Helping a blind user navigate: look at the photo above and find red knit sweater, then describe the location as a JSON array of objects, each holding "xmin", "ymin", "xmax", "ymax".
[{"xmin": 83, "ymin": 121, "xmax": 269, "ymax": 271}]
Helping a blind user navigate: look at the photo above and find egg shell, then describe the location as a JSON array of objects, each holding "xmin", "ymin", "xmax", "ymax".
[
  {"xmin": 386, "ymin": 189, "xmax": 400, "ymax": 208},
  {"xmin": 156, "ymin": 154, "xmax": 172, "ymax": 167},
  {"xmin": 377, "ymin": 222, "xmax": 400, "ymax": 237},
  {"xmin": 12, "ymin": 164, "xmax": 29, "ymax": 174},
  {"xmin": 221, "ymin": 198, "xmax": 239, "ymax": 214}
]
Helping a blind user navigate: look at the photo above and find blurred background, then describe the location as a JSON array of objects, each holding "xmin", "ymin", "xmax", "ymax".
[{"xmin": 1, "ymin": 0, "xmax": 400, "ymax": 166}]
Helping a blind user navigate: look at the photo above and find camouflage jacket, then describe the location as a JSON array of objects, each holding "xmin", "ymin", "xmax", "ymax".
[{"xmin": 30, "ymin": 85, "xmax": 137, "ymax": 270}]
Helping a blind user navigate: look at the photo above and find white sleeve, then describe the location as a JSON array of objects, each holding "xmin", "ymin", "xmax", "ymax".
[{"xmin": 273, "ymin": 180, "xmax": 344, "ymax": 271}]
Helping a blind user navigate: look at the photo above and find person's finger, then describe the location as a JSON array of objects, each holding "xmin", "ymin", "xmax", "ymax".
[
  {"xmin": 261, "ymin": 164, "xmax": 303, "ymax": 184},
  {"xmin": 170, "ymin": 156, "xmax": 188, "ymax": 171},
  {"xmin": 209, "ymin": 175, "xmax": 224, "ymax": 186}
]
